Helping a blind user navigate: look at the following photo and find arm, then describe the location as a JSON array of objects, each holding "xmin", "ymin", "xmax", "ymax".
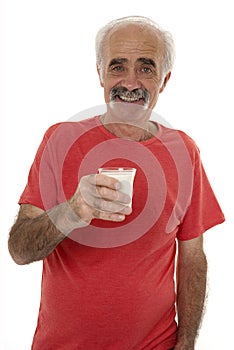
[
  {"xmin": 8, "ymin": 204, "xmax": 66, "ymax": 265},
  {"xmin": 8, "ymin": 174, "xmax": 131, "ymax": 265},
  {"xmin": 175, "ymin": 236, "xmax": 207, "ymax": 350}
]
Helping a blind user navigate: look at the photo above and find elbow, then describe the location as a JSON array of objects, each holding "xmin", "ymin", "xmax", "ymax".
[
  {"xmin": 8, "ymin": 238, "xmax": 31, "ymax": 265},
  {"xmin": 10, "ymin": 255, "xmax": 29, "ymax": 265}
]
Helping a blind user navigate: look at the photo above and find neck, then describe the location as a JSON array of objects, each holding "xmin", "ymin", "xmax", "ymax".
[{"xmin": 100, "ymin": 114, "xmax": 158, "ymax": 142}]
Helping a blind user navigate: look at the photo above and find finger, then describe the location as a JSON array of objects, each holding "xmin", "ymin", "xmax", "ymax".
[
  {"xmin": 79, "ymin": 175, "xmax": 131, "ymax": 210},
  {"xmin": 81, "ymin": 174, "xmax": 130, "ymax": 205},
  {"xmin": 92, "ymin": 197, "xmax": 132, "ymax": 214},
  {"xmin": 96, "ymin": 185, "xmax": 131, "ymax": 205},
  {"xmin": 90, "ymin": 174, "xmax": 121, "ymax": 190},
  {"xmin": 78, "ymin": 175, "xmax": 100, "ymax": 207},
  {"xmin": 93, "ymin": 208, "xmax": 131, "ymax": 222}
]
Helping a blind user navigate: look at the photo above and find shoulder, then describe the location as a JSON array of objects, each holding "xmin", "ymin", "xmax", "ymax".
[
  {"xmin": 158, "ymin": 123, "xmax": 201, "ymax": 161},
  {"xmin": 43, "ymin": 116, "xmax": 99, "ymax": 142}
]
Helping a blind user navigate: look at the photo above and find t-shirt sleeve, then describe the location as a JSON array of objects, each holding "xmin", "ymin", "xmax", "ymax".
[
  {"xmin": 19, "ymin": 124, "xmax": 60, "ymax": 210},
  {"xmin": 177, "ymin": 143, "xmax": 225, "ymax": 240}
]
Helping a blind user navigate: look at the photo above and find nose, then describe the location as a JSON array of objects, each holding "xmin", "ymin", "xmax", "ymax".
[{"xmin": 121, "ymin": 69, "xmax": 141, "ymax": 91}]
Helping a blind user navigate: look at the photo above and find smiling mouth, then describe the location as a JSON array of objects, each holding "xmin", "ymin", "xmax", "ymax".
[
  {"xmin": 118, "ymin": 93, "xmax": 143, "ymax": 103},
  {"xmin": 110, "ymin": 87, "xmax": 149, "ymax": 105}
]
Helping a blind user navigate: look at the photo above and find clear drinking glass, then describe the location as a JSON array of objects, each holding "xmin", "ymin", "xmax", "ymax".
[{"xmin": 98, "ymin": 167, "xmax": 136, "ymax": 207}]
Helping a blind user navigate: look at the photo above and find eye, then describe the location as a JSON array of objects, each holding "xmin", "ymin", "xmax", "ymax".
[
  {"xmin": 140, "ymin": 66, "xmax": 153, "ymax": 74},
  {"xmin": 112, "ymin": 65, "xmax": 124, "ymax": 72}
]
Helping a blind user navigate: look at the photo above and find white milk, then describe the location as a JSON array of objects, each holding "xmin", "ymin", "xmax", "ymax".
[{"xmin": 98, "ymin": 167, "xmax": 136, "ymax": 207}]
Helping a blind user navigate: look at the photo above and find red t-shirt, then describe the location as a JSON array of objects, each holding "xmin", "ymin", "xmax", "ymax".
[{"xmin": 19, "ymin": 116, "xmax": 225, "ymax": 350}]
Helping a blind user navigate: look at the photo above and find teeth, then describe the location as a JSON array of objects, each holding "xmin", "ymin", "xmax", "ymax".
[{"xmin": 119, "ymin": 95, "xmax": 140, "ymax": 102}]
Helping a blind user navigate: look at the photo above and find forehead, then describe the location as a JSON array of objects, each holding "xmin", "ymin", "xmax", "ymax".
[{"xmin": 103, "ymin": 23, "xmax": 165, "ymax": 63}]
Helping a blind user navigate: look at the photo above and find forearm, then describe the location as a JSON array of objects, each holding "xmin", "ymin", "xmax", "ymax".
[
  {"xmin": 8, "ymin": 202, "xmax": 85, "ymax": 265},
  {"xmin": 9, "ymin": 174, "xmax": 131, "ymax": 265},
  {"xmin": 176, "ymin": 250, "xmax": 207, "ymax": 349}
]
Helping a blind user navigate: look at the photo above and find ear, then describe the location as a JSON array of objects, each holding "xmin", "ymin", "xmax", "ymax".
[
  {"xmin": 96, "ymin": 64, "xmax": 104, "ymax": 87},
  {"xmin": 159, "ymin": 71, "xmax": 171, "ymax": 93}
]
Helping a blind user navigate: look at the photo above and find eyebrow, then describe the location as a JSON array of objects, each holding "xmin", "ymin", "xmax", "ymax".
[
  {"xmin": 137, "ymin": 57, "xmax": 156, "ymax": 67},
  {"xmin": 108, "ymin": 58, "xmax": 128, "ymax": 67},
  {"xmin": 108, "ymin": 57, "xmax": 156, "ymax": 68}
]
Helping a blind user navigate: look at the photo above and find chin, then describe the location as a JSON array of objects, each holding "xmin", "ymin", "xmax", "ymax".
[{"xmin": 107, "ymin": 101, "xmax": 151, "ymax": 124}]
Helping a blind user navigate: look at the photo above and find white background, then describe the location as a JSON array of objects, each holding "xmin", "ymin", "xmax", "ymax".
[{"xmin": 1, "ymin": 0, "xmax": 233, "ymax": 349}]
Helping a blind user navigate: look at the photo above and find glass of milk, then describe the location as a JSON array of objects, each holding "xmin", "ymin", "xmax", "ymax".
[{"xmin": 98, "ymin": 167, "xmax": 136, "ymax": 207}]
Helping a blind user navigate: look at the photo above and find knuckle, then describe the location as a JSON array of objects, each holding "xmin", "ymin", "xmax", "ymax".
[
  {"xmin": 100, "ymin": 200, "xmax": 109, "ymax": 211},
  {"xmin": 99, "ymin": 186, "xmax": 109, "ymax": 198},
  {"xmin": 79, "ymin": 180, "xmax": 88, "ymax": 193},
  {"xmin": 92, "ymin": 198, "xmax": 102, "ymax": 210},
  {"xmin": 80, "ymin": 174, "xmax": 94, "ymax": 188}
]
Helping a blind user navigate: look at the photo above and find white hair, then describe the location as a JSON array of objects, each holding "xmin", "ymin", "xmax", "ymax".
[{"xmin": 95, "ymin": 16, "xmax": 176, "ymax": 80}]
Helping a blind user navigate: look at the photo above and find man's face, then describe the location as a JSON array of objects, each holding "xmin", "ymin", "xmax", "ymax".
[{"xmin": 97, "ymin": 24, "xmax": 170, "ymax": 111}]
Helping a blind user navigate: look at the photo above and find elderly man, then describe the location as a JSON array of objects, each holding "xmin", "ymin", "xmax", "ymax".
[{"xmin": 9, "ymin": 16, "xmax": 224, "ymax": 350}]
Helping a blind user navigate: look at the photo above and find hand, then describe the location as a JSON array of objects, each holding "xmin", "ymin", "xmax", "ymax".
[{"xmin": 68, "ymin": 173, "xmax": 132, "ymax": 224}]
